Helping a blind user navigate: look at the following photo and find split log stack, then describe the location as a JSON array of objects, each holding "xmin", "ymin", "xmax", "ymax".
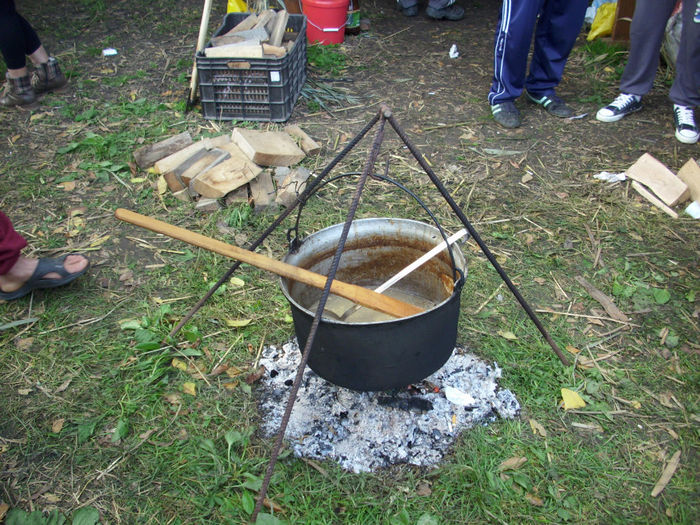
[
  {"xmin": 204, "ymin": 9, "xmax": 294, "ymax": 59},
  {"xmin": 132, "ymin": 125, "xmax": 321, "ymax": 213}
]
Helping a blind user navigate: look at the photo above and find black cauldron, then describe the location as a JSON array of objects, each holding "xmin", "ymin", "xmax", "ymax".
[{"xmin": 280, "ymin": 218, "xmax": 467, "ymax": 391}]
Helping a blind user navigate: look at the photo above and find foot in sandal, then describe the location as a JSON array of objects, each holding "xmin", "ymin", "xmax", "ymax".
[{"xmin": 0, "ymin": 254, "xmax": 89, "ymax": 301}]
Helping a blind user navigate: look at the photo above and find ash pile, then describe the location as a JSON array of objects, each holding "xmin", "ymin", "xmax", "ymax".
[{"xmin": 256, "ymin": 341, "xmax": 520, "ymax": 473}]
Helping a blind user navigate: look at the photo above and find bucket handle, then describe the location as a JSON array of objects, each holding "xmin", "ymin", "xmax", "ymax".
[
  {"xmin": 287, "ymin": 171, "xmax": 466, "ymax": 284},
  {"xmin": 306, "ymin": 19, "xmax": 346, "ymax": 32}
]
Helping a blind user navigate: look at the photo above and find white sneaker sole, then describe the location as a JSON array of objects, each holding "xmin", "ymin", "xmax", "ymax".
[
  {"xmin": 596, "ymin": 106, "xmax": 639, "ymax": 123},
  {"xmin": 675, "ymin": 129, "xmax": 699, "ymax": 144}
]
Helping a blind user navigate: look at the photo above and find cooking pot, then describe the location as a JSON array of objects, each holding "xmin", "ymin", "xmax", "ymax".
[{"xmin": 280, "ymin": 218, "xmax": 467, "ymax": 391}]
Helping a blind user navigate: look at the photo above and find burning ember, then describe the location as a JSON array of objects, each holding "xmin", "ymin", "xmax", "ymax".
[{"xmin": 257, "ymin": 341, "xmax": 520, "ymax": 473}]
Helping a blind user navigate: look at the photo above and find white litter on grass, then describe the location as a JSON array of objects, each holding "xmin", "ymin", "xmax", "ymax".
[
  {"xmin": 102, "ymin": 48, "xmax": 118, "ymax": 56},
  {"xmin": 449, "ymin": 44, "xmax": 459, "ymax": 59},
  {"xmin": 256, "ymin": 340, "xmax": 520, "ymax": 473},
  {"xmin": 594, "ymin": 171, "xmax": 627, "ymax": 183}
]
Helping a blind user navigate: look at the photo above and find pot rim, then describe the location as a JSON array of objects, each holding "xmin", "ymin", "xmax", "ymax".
[{"xmin": 279, "ymin": 218, "xmax": 467, "ymax": 325}]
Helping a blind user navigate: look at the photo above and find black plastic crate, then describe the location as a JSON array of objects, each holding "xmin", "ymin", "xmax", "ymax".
[{"xmin": 197, "ymin": 12, "xmax": 307, "ymax": 122}]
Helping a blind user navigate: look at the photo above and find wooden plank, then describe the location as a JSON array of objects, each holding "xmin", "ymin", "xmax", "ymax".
[
  {"xmin": 253, "ymin": 9, "xmax": 276, "ymax": 31},
  {"xmin": 268, "ymin": 9, "xmax": 289, "ymax": 47},
  {"xmin": 133, "ymin": 132, "xmax": 192, "ymax": 169},
  {"xmin": 631, "ymin": 181, "xmax": 679, "ymax": 219},
  {"xmin": 626, "ymin": 153, "xmax": 689, "ymax": 206},
  {"xmin": 232, "ymin": 128, "xmax": 305, "ymax": 166},
  {"xmin": 677, "ymin": 158, "xmax": 700, "ymax": 202},
  {"xmin": 284, "ymin": 124, "xmax": 321, "ymax": 155}
]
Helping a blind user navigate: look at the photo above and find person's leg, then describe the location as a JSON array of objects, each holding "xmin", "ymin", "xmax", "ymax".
[
  {"xmin": 0, "ymin": 9, "xmax": 42, "ymax": 106},
  {"xmin": 619, "ymin": 0, "xmax": 676, "ymax": 96},
  {"xmin": 0, "ymin": 212, "xmax": 89, "ymax": 299},
  {"xmin": 669, "ymin": 0, "xmax": 700, "ymax": 144},
  {"xmin": 525, "ymin": 0, "xmax": 588, "ymax": 98},
  {"xmin": 0, "ymin": 211, "xmax": 27, "ymax": 276},
  {"xmin": 488, "ymin": 0, "xmax": 543, "ymax": 106},
  {"xmin": 669, "ymin": 0, "xmax": 700, "ymax": 108}
]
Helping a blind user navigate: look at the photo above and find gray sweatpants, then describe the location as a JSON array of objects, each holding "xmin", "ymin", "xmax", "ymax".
[
  {"xmin": 620, "ymin": 0, "xmax": 700, "ymax": 107},
  {"xmin": 398, "ymin": 0, "xmax": 454, "ymax": 10}
]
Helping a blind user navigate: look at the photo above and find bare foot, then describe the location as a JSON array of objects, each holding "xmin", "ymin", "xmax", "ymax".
[{"xmin": 0, "ymin": 255, "xmax": 89, "ymax": 293}]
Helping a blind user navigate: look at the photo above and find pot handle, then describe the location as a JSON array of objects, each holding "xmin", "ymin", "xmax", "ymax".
[{"xmin": 286, "ymin": 171, "xmax": 467, "ymax": 283}]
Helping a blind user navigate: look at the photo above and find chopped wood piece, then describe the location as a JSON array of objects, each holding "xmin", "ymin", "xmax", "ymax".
[
  {"xmin": 190, "ymin": 150, "xmax": 262, "ymax": 199},
  {"xmin": 172, "ymin": 188, "xmax": 192, "ymax": 202},
  {"xmin": 254, "ymin": 9, "xmax": 276, "ymax": 31},
  {"xmin": 212, "ymin": 26, "xmax": 269, "ymax": 47},
  {"xmin": 232, "ymin": 128, "xmax": 305, "ymax": 166},
  {"xmin": 574, "ymin": 276, "xmax": 630, "ymax": 322},
  {"xmin": 677, "ymin": 158, "xmax": 700, "ymax": 202},
  {"xmin": 195, "ymin": 197, "xmax": 222, "ymax": 212},
  {"xmin": 154, "ymin": 139, "xmax": 210, "ymax": 175},
  {"xmin": 175, "ymin": 148, "xmax": 231, "ymax": 190},
  {"xmin": 249, "ymin": 170, "xmax": 277, "ymax": 211},
  {"xmin": 225, "ymin": 185, "xmax": 249, "ymax": 206},
  {"xmin": 631, "ymin": 181, "xmax": 679, "ymax": 219},
  {"xmin": 626, "ymin": 153, "xmax": 690, "ymax": 206},
  {"xmin": 284, "ymin": 124, "xmax": 321, "ymax": 155},
  {"xmin": 223, "ymin": 13, "xmax": 259, "ymax": 35},
  {"xmin": 204, "ymin": 42, "xmax": 263, "ymax": 58},
  {"xmin": 133, "ymin": 132, "xmax": 192, "ymax": 169},
  {"xmin": 268, "ymin": 9, "xmax": 289, "ymax": 47},
  {"xmin": 275, "ymin": 167, "xmax": 311, "ymax": 208},
  {"xmin": 262, "ymin": 43, "xmax": 286, "ymax": 57}
]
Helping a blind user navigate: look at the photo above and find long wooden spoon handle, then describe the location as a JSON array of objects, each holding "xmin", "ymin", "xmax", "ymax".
[{"xmin": 115, "ymin": 208, "xmax": 424, "ymax": 318}]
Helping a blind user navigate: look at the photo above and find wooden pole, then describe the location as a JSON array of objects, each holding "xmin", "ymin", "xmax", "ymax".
[{"xmin": 187, "ymin": 0, "xmax": 214, "ymax": 109}]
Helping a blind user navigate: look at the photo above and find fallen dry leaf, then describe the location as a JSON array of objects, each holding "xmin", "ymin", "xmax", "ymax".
[
  {"xmin": 209, "ymin": 364, "xmax": 230, "ymax": 377},
  {"xmin": 245, "ymin": 365, "xmax": 266, "ymax": 384},
  {"xmin": 499, "ymin": 456, "xmax": 527, "ymax": 471},
  {"xmin": 561, "ymin": 388, "xmax": 586, "ymax": 410},
  {"xmin": 182, "ymin": 382, "xmax": 196, "ymax": 396},
  {"xmin": 0, "ymin": 503, "xmax": 9, "ymax": 520},
  {"xmin": 43, "ymin": 493, "xmax": 60, "ymax": 504},
  {"xmin": 529, "ymin": 419, "xmax": 547, "ymax": 438},
  {"xmin": 223, "ymin": 381, "xmax": 239, "ymax": 391},
  {"xmin": 16, "ymin": 337, "xmax": 34, "ymax": 350},
  {"xmin": 51, "ymin": 418, "xmax": 65, "ymax": 433},
  {"xmin": 59, "ymin": 180, "xmax": 76, "ymax": 191},
  {"xmin": 263, "ymin": 498, "xmax": 284, "ymax": 514},
  {"xmin": 55, "ymin": 376, "xmax": 73, "ymax": 393},
  {"xmin": 171, "ymin": 358, "xmax": 188, "ymax": 372},
  {"xmin": 163, "ymin": 392, "xmax": 182, "ymax": 405},
  {"xmin": 651, "ymin": 450, "xmax": 681, "ymax": 497},
  {"xmin": 415, "ymin": 482, "xmax": 432, "ymax": 497},
  {"xmin": 497, "ymin": 330, "xmax": 517, "ymax": 341},
  {"xmin": 525, "ymin": 493, "xmax": 544, "ymax": 506}
]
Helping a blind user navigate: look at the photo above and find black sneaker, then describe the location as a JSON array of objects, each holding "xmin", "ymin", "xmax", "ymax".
[
  {"xmin": 526, "ymin": 92, "xmax": 574, "ymax": 118},
  {"xmin": 596, "ymin": 93, "xmax": 642, "ymax": 122},
  {"xmin": 426, "ymin": 5, "xmax": 465, "ymax": 20},
  {"xmin": 673, "ymin": 104, "xmax": 699, "ymax": 144},
  {"xmin": 491, "ymin": 101, "xmax": 521, "ymax": 129}
]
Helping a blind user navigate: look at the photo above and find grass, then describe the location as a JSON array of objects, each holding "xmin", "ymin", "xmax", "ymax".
[{"xmin": 1, "ymin": 1, "xmax": 698, "ymax": 524}]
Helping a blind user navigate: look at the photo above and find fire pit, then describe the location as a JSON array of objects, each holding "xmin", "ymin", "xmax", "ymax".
[
  {"xmin": 258, "ymin": 340, "xmax": 520, "ymax": 473},
  {"xmin": 280, "ymin": 218, "xmax": 467, "ymax": 392}
]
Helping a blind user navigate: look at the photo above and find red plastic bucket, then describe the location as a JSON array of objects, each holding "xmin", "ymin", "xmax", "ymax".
[{"xmin": 302, "ymin": 0, "xmax": 349, "ymax": 45}]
